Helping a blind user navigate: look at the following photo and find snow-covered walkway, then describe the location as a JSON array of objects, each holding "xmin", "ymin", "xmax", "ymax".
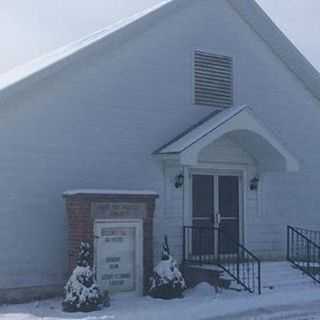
[
  {"xmin": 0, "ymin": 262, "xmax": 320, "ymax": 320},
  {"xmin": 211, "ymin": 301, "xmax": 320, "ymax": 320}
]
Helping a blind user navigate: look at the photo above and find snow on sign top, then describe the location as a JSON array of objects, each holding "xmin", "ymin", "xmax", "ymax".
[{"xmin": 63, "ymin": 189, "xmax": 158, "ymax": 196}]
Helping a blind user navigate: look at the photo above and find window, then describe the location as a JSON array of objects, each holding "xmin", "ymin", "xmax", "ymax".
[{"xmin": 194, "ymin": 50, "xmax": 233, "ymax": 107}]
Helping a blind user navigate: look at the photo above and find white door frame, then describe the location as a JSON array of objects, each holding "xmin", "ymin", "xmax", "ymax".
[
  {"xmin": 183, "ymin": 163, "xmax": 247, "ymax": 248},
  {"xmin": 94, "ymin": 219, "xmax": 143, "ymax": 296}
]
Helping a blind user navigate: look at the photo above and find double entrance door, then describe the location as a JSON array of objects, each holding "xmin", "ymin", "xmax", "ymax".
[{"xmin": 192, "ymin": 174, "xmax": 240, "ymax": 256}]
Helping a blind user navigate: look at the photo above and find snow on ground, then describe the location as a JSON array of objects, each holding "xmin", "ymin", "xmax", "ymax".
[
  {"xmin": 1, "ymin": 262, "xmax": 320, "ymax": 320},
  {"xmin": 1, "ymin": 284, "xmax": 320, "ymax": 320}
]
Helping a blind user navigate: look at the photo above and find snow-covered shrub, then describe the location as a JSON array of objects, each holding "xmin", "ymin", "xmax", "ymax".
[
  {"xmin": 62, "ymin": 242, "xmax": 107, "ymax": 312},
  {"xmin": 149, "ymin": 236, "xmax": 186, "ymax": 299}
]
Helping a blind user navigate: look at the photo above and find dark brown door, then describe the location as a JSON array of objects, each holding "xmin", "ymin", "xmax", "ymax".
[
  {"xmin": 192, "ymin": 175, "xmax": 215, "ymax": 255},
  {"xmin": 218, "ymin": 176, "xmax": 240, "ymax": 254},
  {"xmin": 192, "ymin": 174, "xmax": 240, "ymax": 256}
]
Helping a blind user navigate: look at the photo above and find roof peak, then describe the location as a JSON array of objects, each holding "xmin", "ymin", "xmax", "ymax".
[
  {"xmin": 0, "ymin": 0, "xmax": 319, "ymax": 103},
  {"xmin": 0, "ymin": 0, "xmax": 175, "ymax": 93}
]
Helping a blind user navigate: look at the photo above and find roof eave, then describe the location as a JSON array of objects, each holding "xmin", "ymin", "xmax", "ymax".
[
  {"xmin": 0, "ymin": 0, "xmax": 187, "ymax": 99},
  {"xmin": 227, "ymin": 0, "xmax": 320, "ymax": 101}
]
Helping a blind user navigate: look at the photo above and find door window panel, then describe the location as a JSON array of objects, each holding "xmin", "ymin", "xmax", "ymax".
[
  {"xmin": 192, "ymin": 175, "xmax": 214, "ymax": 219},
  {"xmin": 219, "ymin": 176, "xmax": 239, "ymax": 219}
]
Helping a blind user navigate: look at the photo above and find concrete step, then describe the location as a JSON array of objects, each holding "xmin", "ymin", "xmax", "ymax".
[
  {"xmin": 261, "ymin": 262, "xmax": 316, "ymax": 290},
  {"xmin": 261, "ymin": 262, "xmax": 293, "ymax": 270},
  {"xmin": 263, "ymin": 275, "xmax": 306, "ymax": 282},
  {"xmin": 183, "ymin": 263, "xmax": 228, "ymax": 289},
  {"xmin": 262, "ymin": 278, "xmax": 314, "ymax": 288},
  {"xmin": 262, "ymin": 271, "xmax": 306, "ymax": 279},
  {"xmin": 224, "ymin": 262, "xmax": 315, "ymax": 292},
  {"xmin": 184, "ymin": 261, "xmax": 316, "ymax": 294}
]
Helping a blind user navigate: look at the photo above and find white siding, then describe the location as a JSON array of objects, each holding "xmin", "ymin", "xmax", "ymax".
[
  {"xmin": 163, "ymin": 164, "xmax": 185, "ymax": 263},
  {"xmin": 0, "ymin": 0, "xmax": 320, "ymax": 288},
  {"xmin": 199, "ymin": 136, "xmax": 255, "ymax": 165}
]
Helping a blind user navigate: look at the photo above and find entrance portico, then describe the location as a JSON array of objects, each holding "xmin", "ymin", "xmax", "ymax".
[
  {"xmin": 155, "ymin": 105, "xmax": 299, "ymax": 261},
  {"xmin": 155, "ymin": 105, "xmax": 298, "ymax": 171}
]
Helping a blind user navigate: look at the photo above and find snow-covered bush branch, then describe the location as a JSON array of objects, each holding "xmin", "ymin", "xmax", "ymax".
[
  {"xmin": 149, "ymin": 236, "xmax": 186, "ymax": 299},
  {"xmin": 62, "ymin": 242, "xmax": 107, "ymax": 312}
]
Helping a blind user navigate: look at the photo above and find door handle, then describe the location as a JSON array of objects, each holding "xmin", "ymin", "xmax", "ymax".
[{"xmin": 215, "ymin": 212, "xmax": 221, "ymax": 227}]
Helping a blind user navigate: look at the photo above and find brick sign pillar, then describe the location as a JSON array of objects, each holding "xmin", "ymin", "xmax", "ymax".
[{"xmin": 63, "ymin": 190, "xmax": 158, "ymax": 294}]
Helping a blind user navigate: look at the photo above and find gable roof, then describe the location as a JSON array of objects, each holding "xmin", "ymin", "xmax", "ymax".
[
  {"xmin": 155, "ymin": 104, "xmax": 299, "ymax": 172},
  {"xmin": 0, "ymin": 0, "xmax": 176, "ymax": 94},
  {"xmin": 228, "ymin": 0, "xmax": 320, "ymax": 101},
  {"xmin": 154, "ymin": 106, "xmax": 246, "ymax": 154},
  {"xmin": 0, "ymin": 0, "xmax": 319, "ymax": 102}
]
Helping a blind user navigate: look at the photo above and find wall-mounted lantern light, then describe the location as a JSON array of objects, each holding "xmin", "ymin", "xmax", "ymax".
[
  {"xmin": 174, "ymin": 173, "xmax": 184, "ymax": 189},
  {"xmin": 250, "ymin": 177, "xmax": 259, "ymax": 191}
]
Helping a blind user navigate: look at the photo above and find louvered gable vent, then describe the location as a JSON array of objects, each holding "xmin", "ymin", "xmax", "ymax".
[{"xmin": 194, "ymin": 51, "xmax": 233, "ymax": 107}]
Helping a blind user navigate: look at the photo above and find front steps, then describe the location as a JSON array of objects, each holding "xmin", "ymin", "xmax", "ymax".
[
  {"xmin": 262, "ymin": 261, "xmax": 315, "ymax": 291},
  {"xmin": 183, "ymin": 261, "xmax": 316, "ymax": 294},
  {"xmin": 182, "ymin": 264, "xmax": 232, "ymax": 290}
]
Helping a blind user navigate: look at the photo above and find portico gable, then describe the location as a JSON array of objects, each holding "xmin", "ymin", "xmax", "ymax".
[{"xmin": 155, "ymin": 105, "xmax": 299, "ymax": 173}]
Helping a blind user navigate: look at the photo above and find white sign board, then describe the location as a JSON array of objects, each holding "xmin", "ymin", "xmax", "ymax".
[{"xmin": 95, "ymin": 220, "xmax": 143, "ymax": 295}]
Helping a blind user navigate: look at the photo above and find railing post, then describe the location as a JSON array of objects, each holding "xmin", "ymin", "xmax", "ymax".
[
  {"xmin": 236, "ymin": 248, "xmax": 240, "ymax": 284},
  {"xmin": 199, "ymin": 229, "xmax": 202, "ymax": 266},
  {"xmin": 286, "ymin": 226, "xmax": 290, "ymax": 261},
  {"xmin": 216, "ymin": 228, "xmax": 220, "ymax": 266},
  {"xmin": 258, "ymin": 260, "xmax": 261, "ymax": 295},
  {"xmin": 307, "ymin": 241, "xmax": 311, "ymax": 273},
  {"xmin": 317, "ymin": 247, "xmax": 320, "ymax": 282},
  {"xmin": 183, "ymin": 227, "xmax": 186, "ymax": 264}
]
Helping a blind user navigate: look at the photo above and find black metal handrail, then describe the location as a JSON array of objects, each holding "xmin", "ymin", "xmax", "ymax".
[
  {"xmin": 183, "ymin": 226, "xmax": 261, "ymax": 294},
  {"xmin": 294, "ymin": 226, "xmax": 320, "ymax": 246},
  {"xmin": 287, "ymin": 225, "xmax": 320, "ymax": 283}
]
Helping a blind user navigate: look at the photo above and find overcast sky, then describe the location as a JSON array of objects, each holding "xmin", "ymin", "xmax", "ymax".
[{"xmin": 0, "ymin": 0, "xmax": 319, "ymax": 74}]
